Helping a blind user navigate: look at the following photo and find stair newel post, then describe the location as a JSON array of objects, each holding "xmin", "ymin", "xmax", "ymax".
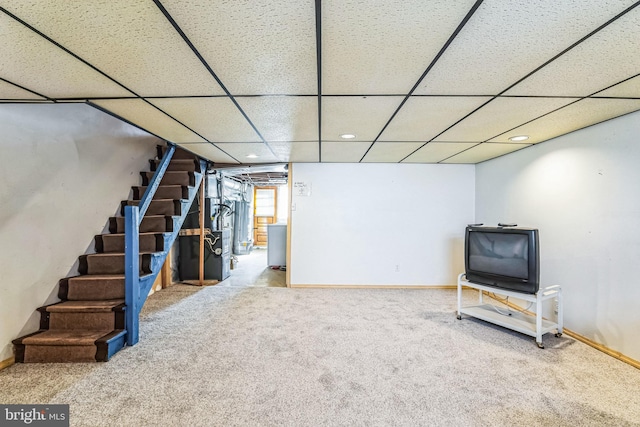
[
  {"xmin": 124, "ymin": 205, "xmax": 140, "ymax": 346},
  {"xmin": 123, "ymin": 144, "xmax": 176, "ymax": 348}
]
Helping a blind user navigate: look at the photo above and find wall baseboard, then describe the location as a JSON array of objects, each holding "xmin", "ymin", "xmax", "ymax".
[
  {"xmin": 290, "ymin": 287, "xmax": 640, "ymax": 370},
  {"xmin": 481, "ymin": 291, "xmax": 640, "ymax": 371},
  {"xmin": 0, "ymin": 356, "xmax": 15, "ymax": 371},
  {"xmin": 562, "ymin": 329, "xmax": 640, "ymax": 370},
  {"xmin": 289, "ymin": 284, "xmax": 457, "ymax": 289}
]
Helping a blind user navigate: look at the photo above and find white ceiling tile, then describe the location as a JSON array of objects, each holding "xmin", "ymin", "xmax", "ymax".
[
  {"xmin": 270, "ymin": 142, "xmax": 320, "ymax": 162},
  {"xmin": 149, "ymin": 97, "xmax": 260, "ymax": 142},
  {"xmin": 505, "ymin": 7, "xmax": 640, "ymax": 97},
  {"xmin": 177, "ymin": 143, "xmax": 239, "ymax": 164},
  {"xmin": 0, "ymin": 13, "xmax": 131, "ymax": 99},
  {"xmin": 236, "ymin": 96, "xmax": 318, "ymax": 142},
  {"xmin": 3, "ymin": 1, "xmax": 638, "ymax": 165},
  {"xmin": 91, "ymin": 99, "xmax": 206, "ymax": 143},
  {"xmin": 403, "ymin": 142, "xmax": 478, "ymax": 163},
  {"xmin": 215, "ymin": 143, "xmax": 280, "ymax": 163},
  {"xmin": 436, "ymin": 97, "xmax": 578, "ymax": 142},
  {"xmin": 416, "ymin": 0, "xmax": 639, "ymax": 95},
  {"xmin": 361, "ymin": 142, "xmax": 424, "ymax": 163},
  {"xmin": 323, "ymin": 0, "xmax": 478, "ymax": 94},
  {"xmin": 379, "ymin": 96, "xmax": 492, "ymax": 141},
  {"xmin": 489, "ymin": 98, "xmax": 640, "ymax": 143},
  {"xmin": 3, "ymin": 0, "xmax": 224, "ymax": 97},
  {"xmin": 321, "ymin": 141, "xmax": 371, "ymax": 163},
  {"xmin": 322, "ymin": 96, "xmax": 403, "ymax": 141},
  {"xmin": 442, "ymin": 143, "xmax": 530, "ymax": 164},
  {"xmin": 596, "ymin": 74, "xmax": 640, "ymax": 98},
  {"xmin": 160, "ymin": 0, "xmax": 317, "ymax": 95},
  {"xmin": 0, "ymin": 80, "xmax": 45, "ymax": 100}
]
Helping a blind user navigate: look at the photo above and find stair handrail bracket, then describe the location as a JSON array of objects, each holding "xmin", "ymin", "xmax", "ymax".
[{"xmin": 124, "ymin": 144, "xmax": 175, "ymax": 347}]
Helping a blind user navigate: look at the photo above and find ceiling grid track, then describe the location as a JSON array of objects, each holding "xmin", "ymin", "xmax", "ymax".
[
  {"xmin": 358, "ymin": 0, "xmax": 485, "ymax": 163},
  {"xmin": 152, "ymin": 0, "xmax": 280, "ymax": 162},
  {"xmin": 315, "ymin": 0, "xmax": 323, "ymax": 162},
  {"xmin": 0, "ymin": 76, "xmax": 53, "ymax": 102},
  {"xmin": 588, "ymin": 71, "xmax": 640, "ymax": 99},
  {"xmin": 0, "ymin": 4, "xmax": 239, "ymax": 161},
  {"xmin": 470, "ymin": 69, "xmax": 640, "ymax": 156},
  {"xmin": 0, "ymin": 6, "xmax": 136, "ymax": 98},
  {"xmin": 1, "ymin": 2, "xmax": 640, "ymax": 165},
  {"xmin": 422, "ymin": 0, "xmax": 640, "ymax": 164},
  {"xmin": 86, "ymin": 100, "xmax": 166, "ymax": 142}
]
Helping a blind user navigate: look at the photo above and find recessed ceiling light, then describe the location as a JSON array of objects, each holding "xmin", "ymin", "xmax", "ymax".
[
  {"xmin": 340, "ymin": 133, "xmax": 356, "ymax": 139},
  {"xmin": 246, "ymin": 154, "xmax": 258, "ymax": 159},
  {"xmin": 509, "ymin": 135, "xmax": 529, "ymax": 142}
]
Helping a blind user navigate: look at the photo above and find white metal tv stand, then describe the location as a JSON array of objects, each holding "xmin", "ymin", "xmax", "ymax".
[{"xmin": 457, "ymin": 273, "xmax": 563, "ymax": 348}]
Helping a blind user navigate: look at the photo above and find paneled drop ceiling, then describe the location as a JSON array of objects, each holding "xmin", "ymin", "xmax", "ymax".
[{"xmin": 1, "ymin": 1, "xmax": 640, "ymax": 165}]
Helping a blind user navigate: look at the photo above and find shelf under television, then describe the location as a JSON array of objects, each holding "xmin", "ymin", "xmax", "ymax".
[{"xmin": 457, "ymin": 274, "xmax": 563, "ymax": 348}]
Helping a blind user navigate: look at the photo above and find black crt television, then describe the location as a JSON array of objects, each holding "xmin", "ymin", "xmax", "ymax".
[{"xmin": 464, "ymin": 225, "xmax": 540, "ymax": 294}]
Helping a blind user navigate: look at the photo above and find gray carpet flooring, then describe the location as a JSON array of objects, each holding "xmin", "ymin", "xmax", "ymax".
[{"xmin": 1, "ymin": 285, "xmax": 639, "ymax": 426}]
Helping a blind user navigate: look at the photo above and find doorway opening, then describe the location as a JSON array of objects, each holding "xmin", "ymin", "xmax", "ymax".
[{"xmin": 208, "ymin": 163, "xmax": 288, "ymax": 288}]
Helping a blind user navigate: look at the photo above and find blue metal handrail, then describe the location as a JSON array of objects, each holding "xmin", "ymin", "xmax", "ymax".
[
  {"xmin": 123, "ymin": 144, "xmax": 175, "ymax": 346},
  {"xmin": 138, "ymin": 145, "xmax": 175, "ymax": 220}
]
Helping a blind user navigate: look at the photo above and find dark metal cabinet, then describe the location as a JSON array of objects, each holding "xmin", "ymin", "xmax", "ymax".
[{"xmin": 178, "ymin": 229, "xmax": 230, "ymax": 281}]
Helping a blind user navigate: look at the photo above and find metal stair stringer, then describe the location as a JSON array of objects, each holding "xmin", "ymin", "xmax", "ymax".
[{"xmin": 124, "ymin": 145, "xmax": 206, "ymax": 347}]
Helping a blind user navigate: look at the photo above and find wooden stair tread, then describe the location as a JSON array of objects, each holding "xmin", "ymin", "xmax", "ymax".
[
  {"xmin": 83, "ymin": 252, "xmax": 158, "ymax": 257},
  {"xmin": 101, "ymin": 232, "xmax": 167, "ymax": 237},
  {"xmin": 67, "ymin": 273, "xmax": 152, "ymax": 280},
  {"xmin": 124, "ymin": 199, "xmax": 179, "ymax": 204},
  {"xmin": 21, "ymin": 329, "xmax": 115, "ymax": 346},
  {"xmin": 14, "ymin": 146, "xmax": 202, "ymax": 363},
  {"xmin": 134, "ymin": 184, "xmax": 186, "ymax": 189},
  {"xmin": 144, "ymin": 170, "xmax": 193, "ymax": 174},
  {"xmin": 140, "ymin": 171, "xmax": 195, "ymax": 178},
  {"xmin": 46, "ymin": 300, "xmax": 125, "ymax": 312}
]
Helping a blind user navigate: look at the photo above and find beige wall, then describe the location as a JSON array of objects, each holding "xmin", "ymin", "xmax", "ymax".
[
  {"xmin": 476, "ymin": 110, "xmax": 640, "ymax": 362},
  {"xmin": 289, "ymin": 163, "xmax": 475, "ymax": 286},
  {"xmin": 0, "ymin": 103, "xmax": 159, "ymax": 362}
]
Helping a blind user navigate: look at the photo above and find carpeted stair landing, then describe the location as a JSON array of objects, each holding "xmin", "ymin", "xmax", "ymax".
[{"xmin": 13, "ymin": 146, "xmax": 200, "ymax": 363}]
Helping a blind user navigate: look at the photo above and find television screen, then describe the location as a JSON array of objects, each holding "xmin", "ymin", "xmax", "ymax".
[
  {"xmin": 468, "ymin": 232, "xmax": 529, "ymax": 279},
  {"xmin": 465, "ymin": 226, "xmax": 539, "ymax": 294}
]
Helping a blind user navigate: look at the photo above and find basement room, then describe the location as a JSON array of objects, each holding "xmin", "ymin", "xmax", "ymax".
[{"xmin": 1, "ymin": 1, "xmax": 639, "ymax": 426}]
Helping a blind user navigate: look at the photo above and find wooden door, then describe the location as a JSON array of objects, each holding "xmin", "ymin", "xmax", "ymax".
[{"xmin": 253, "ymin": 186, "xmax": 277, "ymax": 247}]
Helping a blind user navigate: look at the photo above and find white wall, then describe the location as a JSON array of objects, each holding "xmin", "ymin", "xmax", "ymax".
[
  {"xmin": 276, "ymin": 184, "xmax": 288, "ymax": 224},
  {"xmin": 290, "ymin": 163, "xmax": 475, "ymax": 286},
  {"xmin": 476, "ymin": 111, "xmax": 640, "ymax": 361},
  {"xmin": 0, "ymin": 103, "xmax": 159, "ymax": 362}
]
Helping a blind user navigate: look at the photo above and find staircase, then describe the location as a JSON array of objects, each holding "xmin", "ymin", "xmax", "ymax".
[{"xmin": 13, "ymin": 145, "xmax": 205, "ymax": 363}]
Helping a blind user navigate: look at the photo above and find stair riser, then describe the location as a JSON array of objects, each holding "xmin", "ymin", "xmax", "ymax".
[
  {"xmin": 156, "ymin": 145, "xmax": 197, "ymax": 160},
  {"xmin": 13, "ymin": 329, "xmax": 126, "ymax": 363},
  {"xmin": 110, "ymin": 216, "xmax": 173, "ymax": 233},
  {"xmin": 120, "ymin": 200, "xmax": 181, "ymax": 216},
  {"xmin": 79, "ymin": 254, "xmax": 152, "ymax": 275},
  {"xmin": 96, "ymin": 330, "xmax": 127, "ymax": 362},
  {"xmin": 150, "ymin": 159, "xmax": 199, "ymax": 172},
  {"xmin": 132, "ymin": 186, "xmax": 188, "ymax": 200},
  {"xmin": 39, "ymin": 307, "xmax": 125, "ymax": 330},
  {"xmin": 12, "ymin": 150, "xmax": 203, "ymax": 364},
  {"xmin": 22, "ymin": 345, "xmax": 98, "ymax": 363},
  {"xmin": 49, "ymin": 312, "xmax": 119, "ymax": 331},
  {"xmin": 61, "ymin": 279, "xmax": 125, "ymax": 301},
  {"xmin": 96, "ymin": 234, "xmax": 163, "ymax": 253},
  {"xmin": 141, "ymin": 171, "xmax": 195, "ymax": 187}
]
